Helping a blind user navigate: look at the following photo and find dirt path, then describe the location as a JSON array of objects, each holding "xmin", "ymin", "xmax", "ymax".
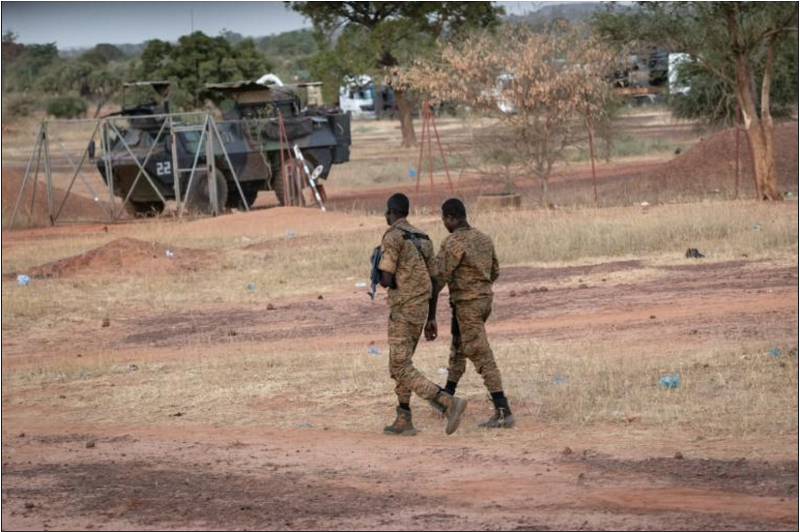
[
  {"xmin": 2, "ymin": 256, "xmax": 798, "ymax": 530},
  {"xmin": 2, "ymin": 421, "xmax": 797, "ymax": 531}
]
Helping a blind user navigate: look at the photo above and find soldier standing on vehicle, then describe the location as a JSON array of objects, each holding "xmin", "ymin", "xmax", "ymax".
[
  {"xmin": 425, "ymin": 198, "xmax": 515, "ymax": 428},
  {"xmin": 377, "ymin": 193, "xmax": 468, "ymax": 436}
]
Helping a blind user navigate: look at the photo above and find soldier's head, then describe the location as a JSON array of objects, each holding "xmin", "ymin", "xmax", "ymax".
[
  {"xmin": 385, "ymin": 193, "xmax": 410, "ymax": 225},
  {"xmin": 441, "ymin": 198, "xmax": 468, "ymax": 233}
]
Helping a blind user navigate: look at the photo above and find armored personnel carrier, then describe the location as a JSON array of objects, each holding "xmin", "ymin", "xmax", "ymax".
[{"xmin": 97, "ymin": 80, "xmax": 351, "ymax": 216}]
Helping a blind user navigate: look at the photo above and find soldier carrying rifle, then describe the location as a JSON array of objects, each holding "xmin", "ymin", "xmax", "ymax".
[{"xmin": 373, "ymin": 193, "xmax": 467, "ymax": 436}]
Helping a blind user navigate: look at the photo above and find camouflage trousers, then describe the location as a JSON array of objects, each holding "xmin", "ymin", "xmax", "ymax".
[
  {"xmin": 388, "ymin": 299, "xmax": 441, "ymax": 404},
  {"xmin": 448, "ymin": 297, "xmax": 504, "ymax": 393}
]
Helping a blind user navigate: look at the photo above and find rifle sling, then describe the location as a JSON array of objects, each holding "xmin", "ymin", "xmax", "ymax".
[{"xmin": 399, "ymin": 229, "xmax": 430, "ymax": 259}]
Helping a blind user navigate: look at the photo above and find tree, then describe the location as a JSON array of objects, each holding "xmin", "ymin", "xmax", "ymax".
[
  {"xmin": 2, "ymin": 31, "xmax": 24, "ymax": 63},
  {"xmin": 406, "ymin": 25, "xmax": 616, "ymax": 204},
  {"xmin": 669, "ymin": 32, "xmax": 798, "ymax": 125},
  {"xmin": 136, "ymin": 32, "xmax": 272, "ymax": 110},
  {"xmin": 80, "ymin": 43, "xmax": 126, "ymax": 66},
  {"xmin": 36, "ymin": 54, "xmax": 123, "ymax": 117},
  {"xmin": 594, "ymin": 2, "xmax": 798, "ymax": 200},
  {"xmin": 5, "ymin": 42, "xmax": 59, "ymax": 91},
  {"xmin": 289, "ymin": 1, "xmax": 503, "ymax": 147}
]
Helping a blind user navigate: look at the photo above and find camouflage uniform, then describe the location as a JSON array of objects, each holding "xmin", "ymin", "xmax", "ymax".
[
  {"xmin": 437, "ymin": 226, "xmax": 503, "ymax": 393},
  {"xmin": 379, "ymin": 219, "xmax": 441, "ymax": 404}
]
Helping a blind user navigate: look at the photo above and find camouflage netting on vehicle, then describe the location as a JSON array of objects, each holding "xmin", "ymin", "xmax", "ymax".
[{"xmin": 260, "ymin": 117, "xmax": 314, "ymax": 141}]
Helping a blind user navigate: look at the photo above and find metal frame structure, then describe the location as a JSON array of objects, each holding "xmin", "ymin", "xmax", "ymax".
[
  {"xmin": 9, "ymin": 112, "xmax": 251, "ymax": 228},
  {"xmin": 414, "ymin": 101, "xmax": 455, "ymax": 195}
]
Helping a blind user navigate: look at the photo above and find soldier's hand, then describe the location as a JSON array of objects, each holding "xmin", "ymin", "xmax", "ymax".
[{"xmin": 424, "ymin": 319, "xmax": 438, "ymax": 341}]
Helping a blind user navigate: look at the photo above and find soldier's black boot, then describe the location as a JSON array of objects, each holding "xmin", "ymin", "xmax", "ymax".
[
  {"xmin": 431, "ymin": 391, "xmax": 467, "ymax": 435},
  {"xmin": 478, "ymin": 394, "xmax": 515, "ymax": 429},
  {"xmin": 383, "ymin": 407, "xmax": 417, "ymax": 436}
]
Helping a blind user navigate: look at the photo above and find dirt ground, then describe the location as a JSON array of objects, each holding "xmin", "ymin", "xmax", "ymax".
[
  {"xmin": 2, "ymin": 112, "xmax": 798, "ymax": 531},
  {"xmin": 2, "ymin": 224, "xmax": 798, "ymax": 530}
]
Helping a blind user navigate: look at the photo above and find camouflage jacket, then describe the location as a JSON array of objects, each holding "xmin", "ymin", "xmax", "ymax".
[
  {"xmin": 437, "ymin": 226, "xmax": 499, "ymax": 303},
  {"xmin": 379, "ymin": 218, "xmax": 437, "ymax": 308}
]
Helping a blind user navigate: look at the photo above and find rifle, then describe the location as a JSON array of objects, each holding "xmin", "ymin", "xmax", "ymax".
[
  {"xmin": 368, "ymin": 229, "xmax": 429, "ymax": 300},
  {"xmin": 368, "ymin": 246, "xmax": 382, "ymax": 300}
]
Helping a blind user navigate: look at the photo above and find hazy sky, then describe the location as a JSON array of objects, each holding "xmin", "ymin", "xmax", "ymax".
[{"xmin": 2, "ymin": 1, "xmax": 546, "ymax": 49}]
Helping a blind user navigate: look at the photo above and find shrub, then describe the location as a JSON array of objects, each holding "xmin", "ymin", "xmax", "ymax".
[
  {"xmin": 4, "ymin": 94, "xmax": 37, "ymax": 117},
  {"xmin": 46, "ymin": 95, "xmax": 86, "ymax": 118}
]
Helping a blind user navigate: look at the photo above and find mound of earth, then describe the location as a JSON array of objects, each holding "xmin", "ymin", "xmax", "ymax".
[
  {"xmin": 642, "ymin": 121, "xmax": 798, "ymax": 197},
  {"xmin": 24, "ymin": 237, "xmax": 212, "ymax": 279},
  {"xmin": 182, "ymin": 206, "xmax": 381, "ymax": 238},
  {"xmin": 2, "ymin": 169, "xmax": 115, "ymax": 228}
]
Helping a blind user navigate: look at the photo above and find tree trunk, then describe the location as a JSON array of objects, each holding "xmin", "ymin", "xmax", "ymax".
[
  {"xmin": 746, "ymin": 123, "xmax": 781, "ymax": 200},
  {"xmin": 734, "ymin": 46, "xmax": 782, "ymax": 200},
  {"xmin": 539, "ymin": 177, "xmax": 548, "ymax": 207},
  {"xmin": 395, "ymin": 89, "xmax": 417, "ymax": 148}
]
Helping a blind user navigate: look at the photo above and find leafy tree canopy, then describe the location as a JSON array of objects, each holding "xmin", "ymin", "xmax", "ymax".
[{"xmin": 135, "ymin": 31, "xmax": 273, "ymax": 109}]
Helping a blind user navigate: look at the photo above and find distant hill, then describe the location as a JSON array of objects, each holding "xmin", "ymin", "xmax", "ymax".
[{"xmin": 507, "ymin": 2, "xmax": 604, "ymax": 29}]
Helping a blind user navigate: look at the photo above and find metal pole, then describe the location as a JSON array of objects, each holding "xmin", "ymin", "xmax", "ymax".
[
  {"xmin": 102, "ymin": 120, "xmax": 116, "ymax": 221},
  {"xmin": 53, "ymin": 122, "xmax": 105, "ymax": 221},
  {"xmin": 277, "ymin": 112, "xmax": 290, "ymax": 206},
  {"xmin": 415, "ymin": 103, "xmax": 427, "ymax": 194},
  {"xmin": 205, "ymin": 114, "xmax": 219, "ymax": 216},
  {"xmin": 107, "ymin": 118, "xmax": 170, "ymax": 210},
  {"xmin": 734, "ymin": 101, "xmax": 741, "ymax": 199},
  {"xmin": 210, "ymin": 117, "xmax": 249, "ymax": 212},
  {"xmin": 9, "ymin": 123, "xmax": 44, "ymax": 229},
  {"xmin": 178, "ymin": 114, "xmax": 209, "ymax": 218},
  {"xmin": 27, "ymin": 134, "xmax": 43, "ymax": 226},
  {"xmin": 42, "ymin": 122, "xmax": 55, "ymax": 225},
  {"xmin": 430, "ymin": 107, "xmax": 455, "ymax": 194},
  {"xmin": 170, "ymin": 115, "xmax": 182, "ymax": 215},
  {"xmin": 426, "ymin": 104, "xmax": 435, "ymax": 194}
]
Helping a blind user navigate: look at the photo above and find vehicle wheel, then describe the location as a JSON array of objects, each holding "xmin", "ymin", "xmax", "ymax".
[
  {"xmin": 125, "ymin": 200, "xmax": 165, "ymax": 218},
  {"xmin": 227, "ymin": 182, "xmax": 260, "ymax": 210},
  {"xmin": 273, "ymin": 159, "xmax": 308, "ymax": 207},
  {"xmin": 185, "ymin": 169, "xmax": 228, "ymax": 215}
]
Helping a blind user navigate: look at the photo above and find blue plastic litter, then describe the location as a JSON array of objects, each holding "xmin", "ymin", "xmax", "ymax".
[
  {"xmin": 659, "ymin": 374, "xmax": 680, "ymax": 389},
  {"xmin": 768, "ymin": 348, "xmax": 782, "ymax": 357},
  {"xmin": 246, "ymin": 282, "xmax": 256, "ymax": 291},
  {"xmin": 553, "ymin": 375, "xmax": 566, "ymax": 383},
  {"xmin": 285, "ymin": 231, "xmax": 297, "ymax": 238},
  {"xmin": 17, "ymin": 274, "xmax": 31, "ymax": 286},
  {"xmin": 408, "ymin": 167, "xmax": 417, "ymax": 178},
  {"xmin": 367, "ymin": 348, "xmax": 381, "ymax": 356}
]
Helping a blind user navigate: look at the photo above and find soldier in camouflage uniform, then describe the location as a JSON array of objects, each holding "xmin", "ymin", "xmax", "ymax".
[
  {"xmin": 377, "ymin": 193, "xmax": 467, "ymax": 436},
  {"xmin": 425, "ymin": 198, "xmax": 515, "ymax": 428}
]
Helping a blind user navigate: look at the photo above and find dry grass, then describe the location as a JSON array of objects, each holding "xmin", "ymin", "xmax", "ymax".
[
  {"xmin": 3, "ymin": 111, "xmax": 795, "ymax": 452},
  {"xmin": 3, "ymin": 336, "xmax": 796, "ymax": 439},
  {"xmin": 2, "ymin": 200, "xmax": 796, "ymax": 333}
]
